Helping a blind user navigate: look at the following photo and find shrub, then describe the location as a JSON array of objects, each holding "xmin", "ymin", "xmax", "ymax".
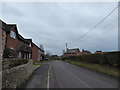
[
  {"xmin": 2, "ymin": 58, "xmax": 29, "ymax": 70},
  {"xmin": 63, "ymin": 51, "xmax": 120, "ymax": 68}
]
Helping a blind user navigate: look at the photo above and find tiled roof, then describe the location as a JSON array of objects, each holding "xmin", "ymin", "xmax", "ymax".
[
  {"xmin": 82, "ymin": 49, "xmax": 91, "ymax": 54},
  {"xmin": 18, "ymin": 34, "xmax": 33, "ymax": 45},
  {"xmin": 32, "ymin": 42, "xmax": 44, "ymax": 52},
  {"xmin": 65, "ymin": 48, "xmax": 80, "ymax": 54},
  {"xmin": 7, "ymin": 24, "xmax": 16, "ymax": 32},
  {"xmin": 0, "ymin": 20, "xmax": 31, "ymax": 45},
  {"xmin": 25, "ymin": 39, "xmax": 32, "ymax": 44},
  {"xmin": 1, "ymin": 19, "xmax": 44, "ymax": 53},
  {"xmin": 0, "ymin": 19, "xmax": 17, "ymax": 33},
  {"xmin": 0, "ymin": 19, "xmax": 8, "ymax": 31}
]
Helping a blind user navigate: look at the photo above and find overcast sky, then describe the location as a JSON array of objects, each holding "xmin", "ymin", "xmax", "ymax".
[{"xmin": 1, "ymin": 2, "xmax": 118, "ymax": 55}]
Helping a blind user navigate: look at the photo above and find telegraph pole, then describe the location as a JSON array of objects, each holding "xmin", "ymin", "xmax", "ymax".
[
  {"xmin": 118, "ymin": 1, "xmax": 120, "ymax": 51},
  {"xmin": 66, "ymin": 43, "xmax": 68, "ymax": 51}
]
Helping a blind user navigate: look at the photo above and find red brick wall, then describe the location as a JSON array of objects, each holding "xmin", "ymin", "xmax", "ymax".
[
  {"xmin": 64, "ymin": 50, "xmax": 81, "ymax": 56},
  {"xmin": 5, "ymin": 27, "xmax": 42, "ymax": 60},
  {"xmin": 32, "ymin": 44, "xmax": 41, "ymax": 61},
  {"xmin": 6, "ymin": 28, "xmax": 29, "ymax": 57}
]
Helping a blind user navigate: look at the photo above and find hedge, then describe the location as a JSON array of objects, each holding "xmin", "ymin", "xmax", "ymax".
[
  {"xmin": 62, "ymin": 51, "xmax": 120, "ymax": 68},
  {"xmin": 2, "ymin": 58, "xmax": 29, "ymax": 70}
]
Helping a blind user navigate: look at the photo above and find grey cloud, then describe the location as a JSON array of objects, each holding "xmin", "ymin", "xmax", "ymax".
[
  {"xmin": 1, "ymin": 2, "xmax": 118, "ymax": 55},
  {"xmin": 2, "ymin": 3, "xmax": 24, "ymax": 18}
]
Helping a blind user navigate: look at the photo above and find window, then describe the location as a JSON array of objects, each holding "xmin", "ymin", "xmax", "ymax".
[
  {"xmin": 18, "ymin": 52, "xmax": 21, "ymax": 58},
  {"xmin": 10, "ymin": 31, "xmax": 16, "ymax": 39},
  {"xmin": 29, "ymin": 43, "xmax": 31, "ymax": 47}
]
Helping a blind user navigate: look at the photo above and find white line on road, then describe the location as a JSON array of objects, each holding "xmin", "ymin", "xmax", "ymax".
[
  {"xmin": 0, "ymin": 71, "xmax": 1, "ymax": 76},
  {"xmin": 63, "ymin": 65, "xmax": 90, "ymax": 88},
  {"xmin": 64, "ymin": 62, "xmax": 114, "ymax": 88},
  {"xmin": 0, "ymin": 71, "xmax": 2, "ymax": 90},
  {"xmin": 47, "ymin": 63, "xmax": 51, "ymax": 89}
]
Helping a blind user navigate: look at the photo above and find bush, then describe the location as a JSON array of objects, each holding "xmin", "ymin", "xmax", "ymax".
[
  {"xmin": 3, "ymin": 48, "xmax": 15, "ymax": 58},
  {"xmin": 63, "ymin": 51, "xmax": 120, "ymax": 68},
  {"xmin": 2, "ymin": 58, "xmax": 29, "ymax": 70}
]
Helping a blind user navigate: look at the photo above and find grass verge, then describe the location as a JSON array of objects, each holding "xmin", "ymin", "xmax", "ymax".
[
  {"xmin": 40, "ymin": 60, "xmax": 50, "ymax": 62},
  {"xmin": 64, "ymin": 60, "xmax": 120, "ymax": 78},
  {"xmin": 33, "ymin": 63, "xmax": 41, "ymax": 66}
]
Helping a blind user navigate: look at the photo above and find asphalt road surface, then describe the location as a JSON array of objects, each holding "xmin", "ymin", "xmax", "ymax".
[
  {"xmin": 0, "ymin": 71, "xmax": 2, "ymax": 89},
  {"xmin": 49, "ymin": 60, "xmax": 118, "ymax": 88},
  {"xmin": 20, "ymin": 62, "xmax": 50, "ymax": 88},
  {"xmin": 21, "ymin": 60, "xmax": 119, "ymax": 88}
]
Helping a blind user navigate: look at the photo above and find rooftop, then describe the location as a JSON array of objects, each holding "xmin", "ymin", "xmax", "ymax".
[{"xmin": 65, "ymin": 48, "xmax": 80, "ymax": 54}]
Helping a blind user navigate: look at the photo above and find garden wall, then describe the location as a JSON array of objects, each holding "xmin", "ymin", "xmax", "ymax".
[{"xmin": 2, "ymin": 59, "xmax": 39, "ymax": 88}]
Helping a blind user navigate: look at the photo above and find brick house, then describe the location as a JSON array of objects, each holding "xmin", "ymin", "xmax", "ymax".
[
  {"xmin": 32, "ymin": 42, "xmax": 44, "ymax": 61},
  {"xmin": 0, "ymin": 25, "xmax": 2, "ymax": 59},
  {"xmin": 1, "ymin": 20, "xmax": 32, "ymax": 59},
  {"xmin": 95, "ymin": 50, "xmax": 102, "ymax": 54},
  {"xmin": 1, "ymin": 20, "xmax": 44, "ymax": 60},
  {"xmin": 64, "ymin": 48, "xmax": 81, "ymax": 56},
  {"xmin": 81, "ymin": 49, "xmax": 91, "ymax": 55},
  {"xmin": 0, "ymin": 20, "xmax": 7, "ymax": 58}
]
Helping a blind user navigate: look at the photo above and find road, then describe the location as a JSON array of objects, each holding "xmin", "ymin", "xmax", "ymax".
[
  {"xmin": 20, "ymin": 62, "xmax": 50, "ymax": 88},
  {"xmin": 21, "ymin": 60, "xmax": 119, "ymax": 88},
  {"xmin": 49, "ymin": 60, "xmax": 118, "ymax": 88},
  {"xmin": 0, "ymin": 71, "xmax": 2, "ymax": 89}
]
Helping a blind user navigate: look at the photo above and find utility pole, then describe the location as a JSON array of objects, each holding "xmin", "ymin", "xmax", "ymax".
[
  {"xmin": 66, "ymin": 43, "xmax": 68, "ymax": 51},
  {"xmin": 63, "ymin": 49, "xmax": 65, "ymax": 55},
  {"xmin": 118, "ymin": 1, "xmax": 120, "ymax": 51}
]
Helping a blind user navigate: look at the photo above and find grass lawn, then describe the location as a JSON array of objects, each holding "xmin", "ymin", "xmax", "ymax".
[{"xmin": 64, "ymin": 60, "xmax": 119, "ymax": 78}]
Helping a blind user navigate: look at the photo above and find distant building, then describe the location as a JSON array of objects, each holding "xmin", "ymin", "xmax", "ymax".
[
  {"xmin": 51, "ymin": 55, "xmax": 62, "ymax": 60},
  {"xmin": 51, "ymin": 55, "xmax": 58, "ymax": 57},
  {"xmin": 64, "ymin": 48, "xmax": 81, "ymax": 56},
  {"xmin": 51, "ymin": 55, "xmax": 58, "ymax": 59},
  {"xmin": 95, "ymin": 50, "xmax": 102, "ymax": 54},
  {"xmin": 81, "ymin": 49, "xmax": 91, "ymax": 55}
]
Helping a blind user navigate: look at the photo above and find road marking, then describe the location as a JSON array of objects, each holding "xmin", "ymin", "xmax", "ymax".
[
  {"xmin": 64, "ymin": 61, "xmax": 114, "ymax": 88},
  {"xmin": 63, "ymin": 61, "xmax": 116, "ymax": 88},
  {"xmin": 47, "ymin": 63, "xmax": 51, "ymax": 89},
  {"xmin": 67, "ymin": 69, "xmax": 90, "ymax": 88},
  {"xmin": 0, "ymin": 72, "xmax": 1, "ymax": 77},
  {"xmin": 62, "ymin": 64, "xmax": 90, "ymax": 88},
  {"xmin": 0, "ymin": 71, "xmax": 2, "ymax": 90}
]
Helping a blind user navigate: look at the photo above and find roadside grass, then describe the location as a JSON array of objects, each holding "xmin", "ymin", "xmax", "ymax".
[
  {"xmin": 40, "ymin": 60, "xmax": 50, "ymax": 62},
  {"xmin": 33, "ymin": 60, "xmax": 50, "ymax": 65},
  {"xmin": 64, "ymin": 60, "xmax": 119, "ymax": 78},
  {"xmin": 33, "ymin": 63, "xmax": 41, "ymax": 66},
  {"xmin": 33, "ymin": 59, "xmax": 52, "ymax": 65},
  {"xmin": 45, "ymin": 74, "xmax": 48, "ymax": 85}
]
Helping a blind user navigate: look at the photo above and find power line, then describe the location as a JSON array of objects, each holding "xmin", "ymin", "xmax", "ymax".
[
  {"xmin": 69, "ymin": 16, "xmax": 119, "ymax": 48},
  {"xmin": 68, "ymin": 4, "xmax": 120, "ymax": 46},
  {"xmin": 100, "ymin": 16, "xmax": 119, "ymax": 30}
]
